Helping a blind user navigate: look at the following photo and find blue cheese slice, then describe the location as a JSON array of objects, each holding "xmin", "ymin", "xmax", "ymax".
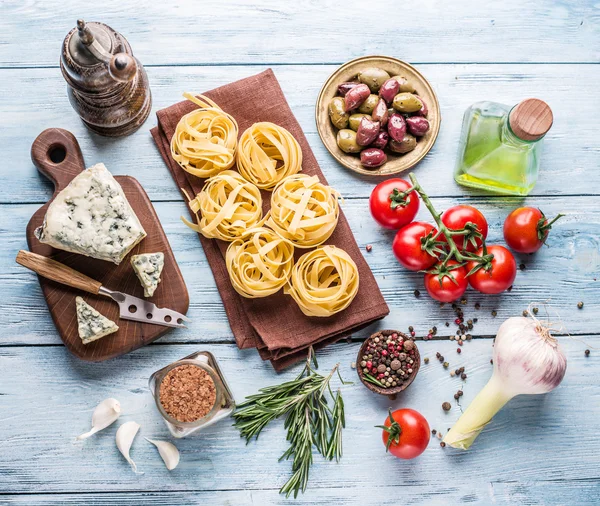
[
  {"xmin": 35, "ymin": 163, "xmax": 146, "ymax": 265},
  {"xmin": 131, "ymin": 252, "xmax": 165, "ymax": 297},
  {"xmin": 75, "ymin": 297, "xmax": 119, "ymax": 344}
]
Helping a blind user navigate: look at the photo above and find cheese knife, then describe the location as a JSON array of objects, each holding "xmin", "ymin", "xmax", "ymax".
[{"xmin": 16, "ymin": 250, "xmax": 190, "ymax": 328}]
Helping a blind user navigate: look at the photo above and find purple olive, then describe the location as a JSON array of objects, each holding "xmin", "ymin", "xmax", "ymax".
[
  {"xmin": 356, "ymin": 117, "xmax": 380, "ymax": 146},
  {"xmin": 415, "ymin": 95, "xmax": 428, "ymax": 117},
  {"xmin": 387, "ymin": 113, "xmax": 407, "ymax": 142},
  {"xmin": 379, "ymin": 78, "xmax": 400, "ymax": 104},
  {"xmin": 371, "ymin": 130, "xmax": 389, "ymax": 150},
  {"xmin": 337, "ymin": 82, "xmax": 361, "ymax": 97},
  {"xmin": 360, "ymin": 148, "xmax": 387, "ymax": 168},
  {"xmin": 344, "ymin": 84, "xmax": 371, "ymax": 111},
  {"xmin": 371, "ymin": 98, "xmax": 389, "ymax": 127},
  {"xmin": 406, "ymin": 116, "xmax": 430, "ymax": 137}
]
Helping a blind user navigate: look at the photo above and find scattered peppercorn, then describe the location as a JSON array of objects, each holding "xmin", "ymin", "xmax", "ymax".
[
  {"xmin": 450, "ymin": 371, "xmax": 455, "ymax": 377},
  {"xmin": 585, "ymin": 349, "xmax": 590, "ymax": 357},
  {"xmin": 461, "ymin": 298, "xmax": 467, "ymax": 305},
  {"xmin": 440, "ymin": 442, "xmax": 446, "ymax": 448},
  {"xmin": 507, "ymin": 285, "xmax": 513, "ymax": 292},
  {"xmin": 424, "ymin": 357, "xmax": 429, "ymax": 364},
  {"xmin": 523, "ymin": 310, "xmax": 529, "ymax": 317},
  {"xmin": 365, "ymin": 244, "xmax": 372, "ymax": 252},
  {"xmin": 432, "ymin": 429, "xmax": 437, "ymax": 435},
  {"xmin": 457, "ymin": 390, "xmax": 463, "ymax": 397},
  {"xmin": 445, "ymin": 322, "xmax": 450, "ymax": 327},
  {"xmin": 473, "ymin": 318, "xmax": 478, "ymax": 323},
  {"xmin": 442, "ymin": 402, "xmax": 451, "ymax": 411},
  {"xmin": 466, "ymin": 334, "xmax": 472, "ymax": 341},
  {"xmin": 491, "ymin": 310, "xmax": 497, "ymax": 317},
  {"xmin": 458, "ymin": 339, "xmax": 463, "ymax": 346},
  {"xmin": 457, "ymin": 348, "xmax": 461, "ymax": 354},
  {"xmin": 532, "ymin": 307, "xmax": 539, "ymax": 315},
  {"xmin": 461, "ymin": 373, "xmax": 467, "ymax": 380},
  {"xmin": 578, "ymin": 302, "xmax": 584, "ymax": 309},
  {"xmin": 454, "ymin": 393, "xmax": 459, "ymax": 399},
  {"xmin": 475, "ymin": 302, "xmax": 481, "ymax": 310},
  {"xmin": 519, "ymin": 263, "xmax": 526, "ymax": 271},
  {"xmin": 443, "ymin": 362, "xmax": 449, "ymax": 368},
  {"xmin": 414, "ymin": 289, "xmax": 421, "ymax": 298},
  {"xmin": 490, "ymin": 359, "xmax": 493, "ymax": 364}
]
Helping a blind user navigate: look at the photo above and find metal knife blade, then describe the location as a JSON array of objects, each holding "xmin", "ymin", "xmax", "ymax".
[{"xmin": 99, "ymin": 286, "xmax": 190, "ymax": 328}]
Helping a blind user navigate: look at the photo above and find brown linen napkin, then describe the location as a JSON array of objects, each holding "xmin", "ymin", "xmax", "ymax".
[{"xmin": 151, "ymin": 69, "xmax": 389, "ymax": 370}]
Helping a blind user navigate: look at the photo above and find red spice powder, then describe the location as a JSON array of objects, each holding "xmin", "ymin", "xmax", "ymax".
[{"xmin": 159, "ymin": 364, "xmax": 217, "ymax": 422}]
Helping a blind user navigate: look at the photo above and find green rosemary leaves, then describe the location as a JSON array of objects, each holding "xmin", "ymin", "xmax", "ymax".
[{"xmin": 232, "ymin": 350, "xmax": 348, "ymax": 498}]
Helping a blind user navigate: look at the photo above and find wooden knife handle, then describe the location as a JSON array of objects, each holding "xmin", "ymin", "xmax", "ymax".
[{"xmin": 16, "ymin": 250, "xmax": 102, "ymax": 295}]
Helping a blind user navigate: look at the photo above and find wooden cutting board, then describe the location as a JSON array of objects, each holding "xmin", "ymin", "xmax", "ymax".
[{"xmin": 25, "ymin": 128, "xmax": 189, "ymax": 361}]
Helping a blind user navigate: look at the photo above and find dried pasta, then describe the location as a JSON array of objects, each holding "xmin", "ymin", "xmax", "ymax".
[
  {"xmin": 267, "ymin": 174, "xmax": 340, "ymax": 248},
  {"xmin": 171, "ymin": 93, "xmax": 238, "ymax": 178},
  {"xmin": 237, "ymin": 122, "xmax": 302, "ymax": 189},
  {"xmin": 226, "ymin": 228, "xmax": 295, "ymax": 298},
  {"xmin": 285, "ymin": 245, "xmax": 359, "ymax": 317},
  {"xmin": 182, "ymin": 170, "xmax": 264, "ymax": 241}
]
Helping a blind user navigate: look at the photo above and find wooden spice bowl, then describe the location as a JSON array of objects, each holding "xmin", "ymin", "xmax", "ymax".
[
  {"xmin": 356, "ymin": 329, "xmax": 421, "ymax": 400},
  {"xmin": 315, "ymin": 55, "xmax": 441, "ymax": 177}
]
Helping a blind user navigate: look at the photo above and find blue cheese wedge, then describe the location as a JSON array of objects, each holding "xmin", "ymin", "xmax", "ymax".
[
  {"xmin": 75, "ymin": 297, "xmax": 119, "ymax": 344},
  {"xmin": 35, "ymin": 163, "xmax": 146, "ymax": 265},
  {"xmin": 131, "ymin": 252, "xmax": 165, "ymax": 297}
]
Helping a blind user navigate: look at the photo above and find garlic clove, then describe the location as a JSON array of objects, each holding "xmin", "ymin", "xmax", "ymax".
[
  {"xmin": 145, "ymin": 438, "xmax": 180, "ymax": 471},
  {"xmin": 76, "ymin": 398, "xmax": 121, "ymax": 441},
  {"xmin": 116, "ymin": 421, "xmax": 142, "ymax": 474}
]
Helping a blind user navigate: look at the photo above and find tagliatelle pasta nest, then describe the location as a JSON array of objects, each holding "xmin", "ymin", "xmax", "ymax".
[
  {"xmin": 266, "ymin": 174, "xmax": 340, "ymax": 248},
  {"xmin": 225, "ymin": 228, "xmax": 295, "ymax": 298},
  {"xmin": 237, "ymin": 122, "xmax": 303, "ymax": 189},
  {"xmin": 285, "ymin": 245, "xmax": 359, "ymax": 317},
  {"xmin": 171, "ymin": 93, "xmax": 239, "ymax": 178},
  {"xmin": 182, "ymin": 171, "xmax": 264, "ymax": 241}
]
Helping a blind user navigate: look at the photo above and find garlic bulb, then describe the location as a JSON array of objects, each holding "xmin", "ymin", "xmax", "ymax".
[
  {"xmin": 116, "ymin": 421, "xmax": 142, "ymax": 473},
  {"xmin": 444, "ymin": 316, "xmax": 567, "ymax": 450},
  {"xmin": 76, "ymin": 398, "xmax": 121, "ymax": 441},
  {"xmin": 145, "ymin": 438, "xmax": 180, "ymax": 470}
]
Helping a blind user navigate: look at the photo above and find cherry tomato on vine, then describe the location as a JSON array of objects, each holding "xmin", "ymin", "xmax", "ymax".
[
  {"xmin": 377, "ymin": 408, "xmax": 430, "ymax": 460},
  {"xmin": 503, "ymin": 207, "xmax": 564, "ymax": 254},
  {"xmin": 424, "ymin": 260, "xmax": 468, "ymax": 303},
  {"xmin": 392, "ymin": 222, "xmax": 439, "ymax": 271},
  {"xmin": 369, "ymin": 178, "xmax": 419, "ymax": 229},
  {"xmin": 466, "ymin": 245, "xmax": 517, "ymax": 294},
  {"xmin": 441, "ymin": 205, "xmax": 488, "ymax": 252}
]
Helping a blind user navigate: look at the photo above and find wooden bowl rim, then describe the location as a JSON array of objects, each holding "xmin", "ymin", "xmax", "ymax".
[
  {"xmin": 356, "ymin": 329, "xmax": 421, "ymax": 396},
  {"xmin": 315, "ymin": 55, "xmax": 441, "ymax": 177}
]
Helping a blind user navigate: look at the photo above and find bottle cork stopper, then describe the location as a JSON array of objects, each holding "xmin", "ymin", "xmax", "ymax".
[{"xmin": 509, "ymin": 98, "xmax": 553, "ymax": 141}]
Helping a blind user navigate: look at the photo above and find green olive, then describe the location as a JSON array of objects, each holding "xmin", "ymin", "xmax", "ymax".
[
  {"xmin": 348, "ymin": 113, "xmax": 370, "ymax": 131},
  {"xmin": 392, "ymin": 93, "xmax": 423, "ymax": 113},
  {"xmin": 328, "ymin": 97, "xmax": 349, "ymax": 129},
  {"xmin": 391, "ymin": 75, "xmax": 417, "ymax": 93},
  {"xmin": 358, "ymin": 94, "xmax": 379, "ymax": 114},
  {"xmin": 337, "ymin": 129, "xmax": 362, "ymax": 153},
  {"xmin": 389, "ymin": 133, "xmax": 417, "ymax": 154},
  {"xmin": 358, "ymin": 67, "xmax": 391, "ymax": 92}
]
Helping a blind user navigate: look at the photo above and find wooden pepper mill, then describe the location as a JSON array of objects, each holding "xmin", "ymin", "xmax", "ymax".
[{"xmin": 60, "ymin": 20, "xmax": 152, "ymax": 137}]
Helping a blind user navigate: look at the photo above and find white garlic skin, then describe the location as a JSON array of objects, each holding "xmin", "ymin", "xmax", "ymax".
[{"xmin": 493, "ymin": 317, "xmax": 567, "ymax": 396}]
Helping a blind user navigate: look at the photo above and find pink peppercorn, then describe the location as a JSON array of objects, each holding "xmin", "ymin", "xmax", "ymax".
[
  {"xmin": 378, "ymin": 373, "xmax": 385, "ymax": 380},
  {"xmin": 366, "ymin": 361, "xmax": 372, "ymax": 369},
  {"xmin": 427, "ymin": 333, "xmax": 433, "ymax": 340},
  {"xmin": 382, "ymin": 350, "xmax": 388, "ymax": 356},
  {"xmin": 455, "ymin": 318, "xmax": 462, "ymax": 325},
  {"xmin": 411, "ymin": 331, "xmax": 416, "ymax": 337},
  {"xmin": 391, "ymin": 333, "xmax": 398, "ymax": 339},
  {"xmin": 457, "ymin": 348, "xmax": 462, "ymax": 354}
]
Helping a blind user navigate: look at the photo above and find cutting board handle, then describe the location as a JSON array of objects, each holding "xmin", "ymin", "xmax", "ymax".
[{"xmin": 30, "ymin": 128, "xmax": 85, "ymax": 193}]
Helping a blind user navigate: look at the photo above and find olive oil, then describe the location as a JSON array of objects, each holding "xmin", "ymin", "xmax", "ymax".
[{"xmin": 454, "ymin": 100, "xmax": 552, "ymax": 196}]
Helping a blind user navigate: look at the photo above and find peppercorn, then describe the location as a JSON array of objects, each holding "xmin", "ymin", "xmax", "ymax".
[
  {"xmin": 366, "ymin": 244, "xmax": 372, "ymax": 252},
  {"xmin": 455, "ymin": 368, "xmax": 460, "ymax": 375},
  {"xmin": 440, "ymin": 442, "xmax": 446, "ymax": 448},
  {"xmin": 450, "ymin": 371, "xmax": 455, "ymax": 377},
  {"xmin": 491, "ymin": 310, "xmax": 497, "ymax": 317},
  {"xmin": 442, "ymin": 402, "xmax": 451, "ymax": 411},
  {"xmin": 458, "ymin": 340, "xmax": 463, "ymax": 346},
  {"xmin": 519, "ymin": 263, "xmax": 526, "ymax": 271},
  {"xmin": 533, "ymin": 307, "xmax": 539, "ymax": 315},
  {"xmin": 523, "ymin": 310, "xmax": 529, "ymax": 317},
  {"xmin": 461, "ymin": 298, "xmax": 467, "ymax": 305},
  {"xmin": 431, "ymin": 429, "xmax": 437, "ymax": 435},
  {"xmin": 461, "ymin": 373, "xmax": 467, "ymax": 380},
  {"xmin": 457, "ymin": 348, "xmax": 461, "ymax": 354},
  {"xmin": 454, "ymin": 393, "xmax": 459, "ymax": 399},
  {"xmin": 466, "ymin": 334, "xmax": 472, "ymax": 341},
  {"xmin": 414, "ymin": 289, "xmax": 421, "ymax": 298},
  {"xmin": 445, "ymin": 322, "xmax": 450, "ymax": 327},
  {"xmin": 438, "ymin": 355, "xmax": 445, "ymax": 362},
  {"xmin": 507, "ymin": 285, "xmax": 513, "ymax": 292},
  {"xmin": 443, "ymin": 362, "xmax": 449, "ymax": 368},
  {"xmin": 424, "ymin": 357, "xmax": 429, "ymax": 364},
  {"xmin": 473, "ymin": 318, "xmax": 478, "ymax": 323},
  {"xmin": 475, "ymin": 302, "xmax": 480, "ymax": 310},
  {"xmin": 585, "ymin": 349, "xmax": 590, "ymax": 357},
  {"xmin": 457, "ymin": 390, "xmax": 463, "ymax": 397},
  {"xmin": 490, "ymin": 359, "xmax": 493, "ymax": 364},
  {"xmin": 578, "ymin": 301, "xmax": 584, "ymax": 309}
]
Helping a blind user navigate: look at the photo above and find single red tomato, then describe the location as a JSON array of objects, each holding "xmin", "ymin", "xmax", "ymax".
[
  {"xmin": 378, "ymin": 408, "xmax": 430, "ymax": 459},
  {"xmin": 424, "ymin": 260, "xmax": 468, "ymax": 303},
  {"xmin": 392, "ymin": 222, "xmax": 439, "ymax": 271},
  {"xmin": 503, "ymin": 207, "xmax": 564, "ymax": 253},
  {"xmin": 467, "ymin": 245, "xmax": 517, "ymax": 294},
  {"xmin": 441, "ymin": 205, "xmax": 489, "ymax": 252},
  {"xmin": 369, "ymin": 178, "xmax": 419, "ymax": 229}
]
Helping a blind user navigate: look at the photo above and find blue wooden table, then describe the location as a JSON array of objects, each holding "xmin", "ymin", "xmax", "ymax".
[{"xmin": 1, "ymin": 1, "xmax": 599, "ymax": 504}]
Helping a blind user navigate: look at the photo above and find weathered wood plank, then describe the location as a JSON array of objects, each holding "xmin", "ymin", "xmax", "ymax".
[
  {"xmin": 3, "ymin": 196, "xmax": 598, "ymax": 346},
  {"xmin": 0, "ymin": 0, "xmax": 598, "ymax": 67},
  {"xmin": 0, "ymin": 339, "xmax": 596, "ymax": 494},
  {"xmin": 0, "ymin": 64, "xmax": 598, "ymax": 204},
  {"xmin": 3, "ymin": 480, "xmax": 600, "ymax": 506}
]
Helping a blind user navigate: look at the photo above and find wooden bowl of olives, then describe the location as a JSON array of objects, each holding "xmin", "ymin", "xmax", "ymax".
[
  {"xmin": 356, "ymin": 329, "xmax": 420, "ymax": 399},
  {"xmin": 316, "ymin": 55, "xmax": 440, "ymax": 176}
]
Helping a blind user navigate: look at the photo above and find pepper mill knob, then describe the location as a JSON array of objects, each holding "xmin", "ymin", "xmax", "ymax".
[{"xmin": 109, "ymin": 53, "xmax": 137, "ymax": 82}]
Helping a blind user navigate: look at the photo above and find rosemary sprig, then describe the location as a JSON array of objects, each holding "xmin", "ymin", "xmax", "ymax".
[{"xmin": 232, "ymin": 348, "xmax": 347, "ymax": 498}]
